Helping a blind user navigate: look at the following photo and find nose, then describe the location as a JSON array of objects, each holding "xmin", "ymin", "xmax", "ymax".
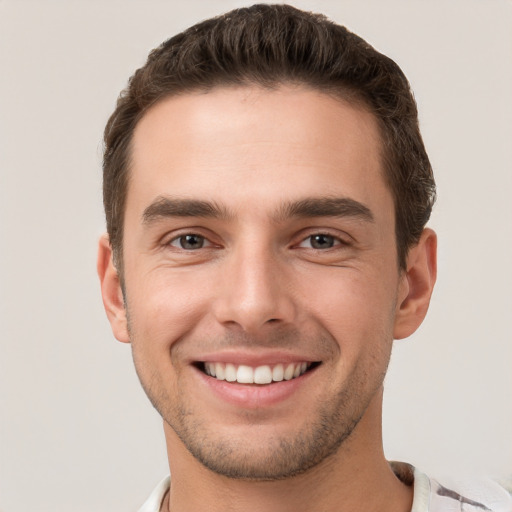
[{"xmin": 212, "ymin": 243, "xmax": 297, "ymax": 333}]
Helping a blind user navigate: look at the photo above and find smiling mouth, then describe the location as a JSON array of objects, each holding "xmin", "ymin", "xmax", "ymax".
[{"xmin": 198, "ymin": 361, "xmax": 320, "ymax": 385}]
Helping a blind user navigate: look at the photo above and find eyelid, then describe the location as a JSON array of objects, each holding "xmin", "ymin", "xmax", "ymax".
[
  {"xmin": 160, "ymin": 227, "xmax": 352, "ymax": 250},
  {"xmin": 293, "ymin": 229, "xmax": 352, "ymax": 248},
  {"xmin": 297, "ymin": 236, "xmax": 343, "ymax": 249},
  {"xmin": 163, "ymin": 228, "xmax": 219, "ymax": 249},
  {"xmin": 168, "ymin": 234, "xmax": 213, "ymax": 249}
]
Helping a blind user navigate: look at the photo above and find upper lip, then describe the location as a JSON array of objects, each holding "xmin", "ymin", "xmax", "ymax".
[{"xmin": 190, "ymin": 350, "xmax": 320, "ymax": 366}]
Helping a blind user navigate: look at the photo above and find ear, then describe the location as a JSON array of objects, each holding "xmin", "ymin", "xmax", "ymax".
[
  {"xmin": 393, "ymin": 228, "xmax": 437, "ymax": 340},
  {"xmin": 97, "ymin": 234, "xmax": 130, "ymax": 343}
]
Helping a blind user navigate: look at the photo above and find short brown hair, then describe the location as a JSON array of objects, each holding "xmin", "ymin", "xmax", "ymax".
[{"xmin": 103, "ymin": 3, "xmax": 435, "ymax": 272}]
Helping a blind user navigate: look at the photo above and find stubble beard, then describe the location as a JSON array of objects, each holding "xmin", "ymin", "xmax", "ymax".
[
  {"xmin": 133, "ymin": 347, "xmax": 388, "ymax": 481},
  {"xmin": 165, "ymin": 385, "xmax": 369, "ymax": 481},
  {"xmin": 126, "ymin": 307, "xmax": 391, "ymax": 481}
]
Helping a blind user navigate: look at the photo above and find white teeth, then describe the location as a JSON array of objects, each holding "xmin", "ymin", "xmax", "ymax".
[
  {"xmin": 215, "ymin": 362, "xmax": 225, "ymax": 380},
  {"xmin": 225, "ymin": 363, "xmax": 237, "ymax": 382},
  {"xmin": 283, "ymin": 363, "xmax": 295, "ymax": 381},
  {"xmin": 254, "ymin": 365, "xmax": 272, "ymax": 384},
  {"xmin": 203, "ymin": 361, "xmax": 311, "ymax": 384},
  {"xmin": 272, "ymin": 364, "xmax": 284, "ymax": 382},
  {"xmin": 236, "ymin": 365, "xmax": 254, "ymax": 384}
]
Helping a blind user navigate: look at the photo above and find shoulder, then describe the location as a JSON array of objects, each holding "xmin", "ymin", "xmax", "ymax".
[
  {"xmin": 137, "ymin": 476, "xmax": 170, "ymax": 512},
  {"xmin": 391, "ymin": 462, "xmax": 512, "ymax": 512},
  {"xmin": 427, "ymin": 474, "xmax": 512, "ymax": 512}
]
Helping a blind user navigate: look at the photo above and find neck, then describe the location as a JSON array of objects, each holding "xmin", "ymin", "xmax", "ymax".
[{"xmin": 162, "ymin": 390, "xmax": 413, "ymax": 512}]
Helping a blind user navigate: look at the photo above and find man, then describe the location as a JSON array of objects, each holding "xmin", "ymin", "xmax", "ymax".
[{"xmin": 97, "ymin": 4, "xmax": 511, "ymax": 512}]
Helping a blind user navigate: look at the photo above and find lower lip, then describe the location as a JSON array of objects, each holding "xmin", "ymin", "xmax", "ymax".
[{"xmin": 195, "ymin": 366, "xmax": 318, "ymax": 409}]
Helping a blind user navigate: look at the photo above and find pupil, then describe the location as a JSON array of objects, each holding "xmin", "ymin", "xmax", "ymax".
[
  {"xmin": 311, "ymin": 234, "xmax": 334, "ymax": 249},
  {"xmin": 181, "ymin": 234, "xmax": 203, "ymax": 249}
]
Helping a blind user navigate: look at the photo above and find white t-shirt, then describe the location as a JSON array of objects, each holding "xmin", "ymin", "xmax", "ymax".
[{"xmin": 138, "ymin": 463, "xmax": 512, "ymax": 512}]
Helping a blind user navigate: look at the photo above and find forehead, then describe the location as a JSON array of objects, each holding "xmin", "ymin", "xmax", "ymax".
[{"xmin": 128, "ymin": 85, "xmax": 391, "ymax": 222}]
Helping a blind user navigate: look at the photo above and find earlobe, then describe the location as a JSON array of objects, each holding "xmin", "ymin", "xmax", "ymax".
[
  {"xmin": 97, "ymin": 234, "xmax": 130, "ymax": 343},
  {"xmin": 393, "ymin": 228, "xmax": 437, "ymax": 340}
]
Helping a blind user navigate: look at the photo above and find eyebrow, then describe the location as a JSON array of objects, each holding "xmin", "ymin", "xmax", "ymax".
[
  {"xmin": 142, "ymin": 196, "xmax": 233, "ymax": 223},
  {"xmin": 142, "ymin": 195, "xmax": 374, "ymax": 224},
  {"xmin": 276, "ymin": 197, "xmax": 374, "ymax": 223}
]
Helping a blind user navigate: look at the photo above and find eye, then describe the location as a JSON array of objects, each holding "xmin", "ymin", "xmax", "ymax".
[
  {"xmin": 298, "ymin": 234, "xmax": 342, "ymax": 249},
  {"xmin": 169, "ymin": 234, "xmax": 209, "ymax": 250}
]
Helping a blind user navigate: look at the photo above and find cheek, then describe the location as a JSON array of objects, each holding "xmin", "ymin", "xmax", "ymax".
[
  {"xmin": 125, "ymin": 268, "xmax": 213, "ymax": 352},
  {"xmin": 124, "ymin": 271, "xmax": 208, "ymax": 406},
  {"xmin": 302, "ymin": 267, "xmax": 398, "ymax": 348}
]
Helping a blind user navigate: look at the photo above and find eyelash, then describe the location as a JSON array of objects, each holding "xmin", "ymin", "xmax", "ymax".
[
  {"xmin": 167, "ymin": 233, "xmax": 213, "ymax": 250},
  {"xmin": 296, "ymin": 233, "xmax": 348, "ymax": 250},
  {"xmin": 165, "ymin": 231, "xmax": 350, "ymax": 251}
]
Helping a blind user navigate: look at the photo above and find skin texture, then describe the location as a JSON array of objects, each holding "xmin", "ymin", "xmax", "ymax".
[{"xmin": 98, "ymin": 85, "xmax": 437, "ymax": 512}]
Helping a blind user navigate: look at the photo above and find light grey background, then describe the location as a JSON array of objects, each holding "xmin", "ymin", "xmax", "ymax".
[{"xmin": 1, "ymin": 1, "xmax": 511, "ymax": 511}]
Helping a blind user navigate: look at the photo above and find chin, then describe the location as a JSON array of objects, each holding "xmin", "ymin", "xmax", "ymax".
[{"xmin": 165, "ymin": 400, "xmax": 364, "ymax": 481}]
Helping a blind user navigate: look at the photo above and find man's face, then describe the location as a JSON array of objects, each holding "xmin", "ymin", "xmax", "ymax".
[{"xmin": 118, "ymin": 86, "xmax": 408, "ymax": 479}]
